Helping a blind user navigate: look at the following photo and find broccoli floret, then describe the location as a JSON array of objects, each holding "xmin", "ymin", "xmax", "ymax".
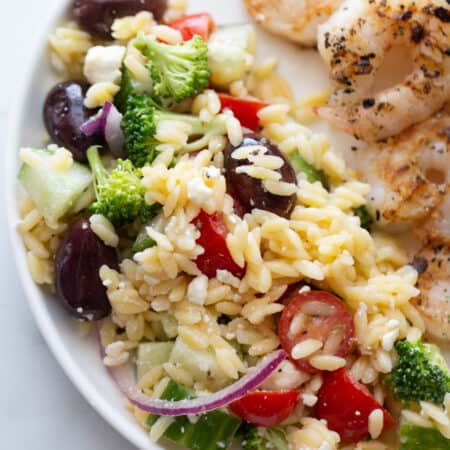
[
  {"xmin": 386, "ymin": 340, "xmax": 450, "ymax": 405},
  {"xmin": 239, "ymin": 423, "xmax": 289, "ymax": 450},
  {"xmin": 86, "ymin": 146, "xmax": 153, "ymax": 227},
  {"xmin": 134, "ymin": 34, "xmax": 210, "ymax": 104},
  {"xmin": 121, "ymin": 94, "xmax": 160, "ymax": 167},
  {"xmin": 122, "ymin": 92, "xmax": 228, "ymax": 167}
]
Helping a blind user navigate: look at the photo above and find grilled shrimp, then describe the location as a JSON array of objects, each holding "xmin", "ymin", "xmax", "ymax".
[
  {"xmin": 362, "ymin": 110, "xmax": 450, "ymax": 227},
  {"xmin": 243, "ymin": 0, "xmax": 342, "ymax": 47},
  {"xmin": 413, "ymin": 244, "xmax": 450, "ymax": 342},
  {"xmin": 355, "ymin": 111, "xmax": 450, "ymax": 340},
  {"xmin": 317, "ymin": 0, "xmax": 450, "ymax": 141}
]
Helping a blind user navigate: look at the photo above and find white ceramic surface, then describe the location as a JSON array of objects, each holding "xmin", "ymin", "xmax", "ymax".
[{"xmin": 5, "ymin": 1, "xmax": 355, "ymax": 448}]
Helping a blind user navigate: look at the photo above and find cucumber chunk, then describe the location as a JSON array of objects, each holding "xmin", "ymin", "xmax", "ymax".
[
  {"xmin": 18, "ymin": 148, "xmax": 92, "ymax": 225},
  {"xmin": 137, "ymin": 342, "xmax": 174, "ymax": 380},
  {"xmin": 169, "ymin": 337, "xmax": 231, "ymax": 390},
  {"xmin": 399, "ymin": 424, "xmax": 450, "ymax": 450},
  {"xmin": 147, "ymin": 380, "xmax": 242, "ymax": 450},
  {"xmin": 208, "ymin": 24, "xmax": 256, "ymax": 88}
]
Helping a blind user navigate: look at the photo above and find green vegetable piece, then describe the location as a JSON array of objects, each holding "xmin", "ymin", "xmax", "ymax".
[
  {"xmin": 18, "ymin": 148, "xmax": 93, "ymax": 225},
  {"xmin": 239, "ymin": 422, "xmax": 289, "ymax": 450},
  {"xmin": 115, "ymin": 66, "xmax": 138, "ymax": 113},
  {"xmin": 399, "ymin": 424, "xmax": 450, "ymax": 450},
  {"xmin": 289, "ymin": 151, "xmax": 329, "ymax": 189},
  {"xmin": 132, "ymin": 229, "xmax": 156, "ymax": 253},
  {"xmin": 87, "ymin": 146, "xmax": 151, "ymax": 227},
  {"xmin": 136, "ymin": 342, "xmax": 174, "ymax": 380},
  {"xmin": 386, "ymin": 340, "xmax": 450, "ymax": 405},
  {"xmin": 147, "ymin": 380, "xmax": 242, "ymax": 450},
  {"xmin": 135, "ymin": 34, "xmax": 210, "ymax": 104},
  {"xmin": 208, "ymin": 24, "xmax": 256, "ymax": 88},
  {"xmin": 169, "ymin": 337, "xmax": 231, "ymax": 390},
  {"xmin": 122, "ymin": 92, "xmax": 227, "ymax": 167},
  {"xmin": 354, "ymin": 205, "xmax": 373, "ymax": 230}
]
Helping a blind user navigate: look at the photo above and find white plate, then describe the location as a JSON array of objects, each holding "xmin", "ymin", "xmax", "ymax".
[{"xmin": 5, "ymin": 1, "xmax": 355, "ymax": 449}]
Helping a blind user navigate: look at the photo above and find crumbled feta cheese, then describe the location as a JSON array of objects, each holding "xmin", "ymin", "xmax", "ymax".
[
  {"xmin": 187, "ymin": 414, "xmax": 200, "ymax": 424},
  {"xmin": 318, "ymin": 443, "xmax": 332, "ymax": 450},
  {"xmin": 187, "ymin": 177, "xmax": 213, "ymax": 206},
  {"xmin": 203, "ymin": 166, "xmax": 221, "ymax": 179},
  {"xmin": 302, "ymin": 393, "xmax": 318, "ymax": 407},
  {"xmin": 260, "ymin": 360, "xmax": 310, "ymax": 391},
  {"xmin": 187, "ymin": 275, "xmax": 208, "ymax": 305},
  {"xmin": 84, "ymin": 45, "xmax": 126, "ymax": 85}
]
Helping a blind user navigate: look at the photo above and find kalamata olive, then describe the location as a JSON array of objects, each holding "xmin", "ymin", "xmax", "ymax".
[
  {"xmin": 55, "ymin": 218, "xmax": 118, "ymax": 321},
  {"xmin": 43, "ymin": 81, "xmax": 104, "ymax": 162},
  {"xmin": 224, "ymin": 134, "xmax": 297, "ymax": 218},
  {"xmin": 73, "ymin": 0, "xmax": 168, "ymax": 39}
]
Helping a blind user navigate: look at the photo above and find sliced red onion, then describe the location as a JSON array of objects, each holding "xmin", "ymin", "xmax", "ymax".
[
  {"xmin": 99, "ymin": 330, "xmax": 286, "ymax": 416},
  {"xmin": 80, "ymin": 103, "xmax": 110, "ymax": 136},
  {"xmin": 80, "ymin": 102, "xmax": 124, "ymax": 157}
]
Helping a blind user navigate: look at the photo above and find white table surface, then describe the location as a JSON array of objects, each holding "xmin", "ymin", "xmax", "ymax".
[{"xmin": 0, "ymin": 2, "xmax": 135, "ymax": 448}]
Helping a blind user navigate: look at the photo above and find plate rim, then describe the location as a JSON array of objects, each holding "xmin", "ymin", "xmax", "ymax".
[{"xmin": 4, "ymin": 2, "xmax": 152, "ymax": 449}]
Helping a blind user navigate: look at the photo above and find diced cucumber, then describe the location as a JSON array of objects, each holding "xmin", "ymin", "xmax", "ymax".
[
  {"xmin": 18, "ymin": 148, "xmax": 92, "ymax": 225},
  {"xmin": 399, "ymin": 425, "xmax": 450, "ymax": 450},
  {"xmin": 208, "ymin": 24, "xmax": 256, "ymax": 88},
  {"xmin": 137, "ymin": 342, "xmax": 174, "ymax": 380},
  {"xmin": 147, "ymin": 380, "xmax": 242, "ymax": 450},
  {"xmin": 289, "ymin": 151, "xmax": 329, "ymax": 189},
  {"xmin": 169, "ymin": 337, "xmax": 231, "ymax": 391}
]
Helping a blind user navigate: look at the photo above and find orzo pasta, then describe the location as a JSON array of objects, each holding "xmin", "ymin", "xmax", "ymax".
[{"xmin": 16, "ymin": 1, "xmax": 450, "ymax": 449}]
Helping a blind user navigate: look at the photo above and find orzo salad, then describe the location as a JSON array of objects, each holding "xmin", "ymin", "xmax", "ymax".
[{"xmin": 17, "ymin": 0, "xmax": 450, "ymax": 449}]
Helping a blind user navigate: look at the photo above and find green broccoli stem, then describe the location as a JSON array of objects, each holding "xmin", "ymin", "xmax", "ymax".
[
  {"xmin": 155, "ymin": 111, "xmax": 228, "ymax": 153},
  {"xmin": 155, "ymin": 110, "xmax": 206, "ymax": 135},
  {"xmin": 86, "ymin": 146, "xmax": 108, "ymax": 195},
  {"xmin": 135, "ymin": 38, "xmax": 173, "ymax": 61}
]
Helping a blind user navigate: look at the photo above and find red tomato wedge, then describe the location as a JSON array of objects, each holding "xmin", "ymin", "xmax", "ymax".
[
  {"xmin": 278, "ymin": 290, "xmax": 355, "ymax": 373},
  {"xmin": 192, "ymin": 210, "xmax": 245, "ymax": 279},
  {"xmin": 315, "ymin": 369, "xmax": 395, "ymax": 442},
  {"xmin": 169, "ymin": 13, "xmax": 215, "ymax": 41},
  {"xmin": 229, "ymin": 391, "xmax": 299, "ymax": 427},
  {"xmin": 218, "ymin": 94, "xmax": 269, "ymax": 131}
]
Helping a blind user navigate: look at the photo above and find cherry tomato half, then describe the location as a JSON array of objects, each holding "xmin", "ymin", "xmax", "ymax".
[
  {"xmin": 192, "ymin": 210, "xmax": 246, "ymax": 279},
  {"xmin": 278, "ymin": 290, "xmax": 355, "ymax": 373},
  {"xmin": 315, "ymin": 368, "xmax": 395, "ymax": 442},
  {"xmin": 218, "ymin": 94, "xmax": 269, "ymax": 131},
  {"xmin": 169, "ymin": 13, "xmax": 215, "ymax": 41},
  {"xmin": 229, "ymin": 390, "xmax": 299, "ymax": 427}
]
